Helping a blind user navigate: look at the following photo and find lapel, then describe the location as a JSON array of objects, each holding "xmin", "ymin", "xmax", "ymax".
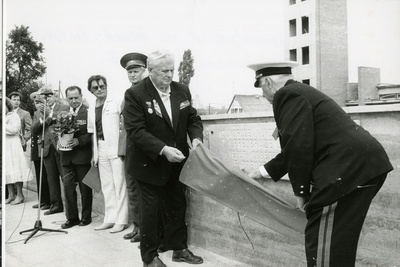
[
  {"xmin": 170, "ymin": 84, "xmax": 180, "ymax": 133},
  {"xmin": 145, "ymin": 78, "xmax": 173, "ymax": 130}
]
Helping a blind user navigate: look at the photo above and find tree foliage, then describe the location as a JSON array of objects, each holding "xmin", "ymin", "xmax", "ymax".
[
  {"xmin": 6, "ymin": 25, "xmax": 46, "ymax": 112},
  {"xmin": 178, "ymin": 49, "xmax": 195, "ymax": 87}
]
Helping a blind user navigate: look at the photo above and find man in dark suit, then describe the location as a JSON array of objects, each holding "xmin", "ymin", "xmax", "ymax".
[
  {"xmin": 29, "ymin": 92, "xmax": 51, "ymax": 210},
  {"xmin": 32, "ymin": 88, "xmax": 68, "ymax": 215},
  {"xmin": 119, "ymin": 52, "xmax": 148, "ymax": 243},
  {"xmin": 124, "ymin": 51, "xmax": 204, "ymax": 267},
  {"xmin": 245, "ymin": 61, "xmax": 393, "ymax": 267},
  {"xmin": 59, "ymin": 86, "xmax": 93, "ymax": 229}
]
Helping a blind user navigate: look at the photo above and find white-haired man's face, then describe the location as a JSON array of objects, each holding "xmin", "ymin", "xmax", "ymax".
[{"xmin": 149, "ymin": 59, "xmax": 174, "ymax": 91}]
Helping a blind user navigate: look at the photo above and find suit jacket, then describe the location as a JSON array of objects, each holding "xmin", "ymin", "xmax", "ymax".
[
  {"xmin": 88, "ymin": 96, "xmax": 123, "ymax": 161},
  {"xmin": 60, "ymin": 104, "xmax": 92, "ymax": 166},
  {"xmin": 265, "ymin": 80, "xmax": 393, "ymax": 207},
  {"xmin": 16, "ymin": 107, "xmax": 32, "ymax": 141},
  {"xmin": 32, "ymin": 103, "xmax": 70, "ymax": 158},
  {"xmin": 124, "ymin": 77, "xmax": 203, "ymax": 186},
  {"xmin": 117, "ymin": 96, "xmax": 128, "ymax": 157}
]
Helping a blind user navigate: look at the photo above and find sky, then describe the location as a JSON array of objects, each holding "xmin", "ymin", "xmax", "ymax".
[{"xmin": 3, "ymin": 0, "xmax": 400, "ymax": 108}]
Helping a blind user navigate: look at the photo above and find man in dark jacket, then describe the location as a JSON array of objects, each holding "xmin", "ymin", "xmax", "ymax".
[
  {"xmin": 124, "ymin": 51, "xmax": 204, "ymax": 267},
  {"xmin": 59, "ymin": 86, "xmax": 93, "ymax": 229},
  {"xmin": 245, "ymin": 61, "xmax": 393, "ymax": 267}
]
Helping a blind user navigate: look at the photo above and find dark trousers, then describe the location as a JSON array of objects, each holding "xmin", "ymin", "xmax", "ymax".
[
  {"xmin": 137, "ymin": 168, "xmax": 188, "ymax": 264},
  {"xmin": 62, "ymin": 162, "xmax": 92, "ymax": 221},
  {"xmin": 126, "ymin": 173, "xmax": 141, "ymax": 227},
  {"xmin": 33, "ymin": 159, "xmax": 50, "ymax": 205},
  {"xmin": 305, "ymin": 173, "xmax": 387, "ymax": 267},
  {"xmin": 43, "ymin": 145, "xmax": 63, "ymax": 211}
]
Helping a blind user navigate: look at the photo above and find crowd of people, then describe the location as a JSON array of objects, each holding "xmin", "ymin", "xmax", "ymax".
[{"xmin": 4, "ymin": 51, "xmax": 392, "ymax": 267}]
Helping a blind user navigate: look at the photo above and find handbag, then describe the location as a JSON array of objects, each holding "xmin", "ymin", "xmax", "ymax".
[{"xmin": 19, "ymin": 131, "xmax": 27, "ymax": 152}]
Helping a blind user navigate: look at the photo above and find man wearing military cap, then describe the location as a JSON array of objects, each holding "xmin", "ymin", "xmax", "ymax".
[
  {"xmin": 119, "ymin": 52, "xmax": 148, "ymax": 243},
  {"xmin": 30, "ymin": 91, "xmax": 51, "ymax": 210},
  {"xmin": 243, "ymin": 61, "xmax": 393, "ymax": 267}
]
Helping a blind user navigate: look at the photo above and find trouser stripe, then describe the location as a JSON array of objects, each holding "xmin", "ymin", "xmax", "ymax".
[{"xmin": 317, "ymin": 202, "xmax": 337, "ymax": 267}]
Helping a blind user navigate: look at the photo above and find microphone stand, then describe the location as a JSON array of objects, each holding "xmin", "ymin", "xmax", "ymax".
[{"xmin": 19, "ymin": 94, "xmax": 68, "ymax": 243}]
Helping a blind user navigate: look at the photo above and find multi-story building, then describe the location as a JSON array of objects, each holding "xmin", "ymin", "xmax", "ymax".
[{"xmin": 284, "ymin": 0, "xmax": 348, "ymax": 106}]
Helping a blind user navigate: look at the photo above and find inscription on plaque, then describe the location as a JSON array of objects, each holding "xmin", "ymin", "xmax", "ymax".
[{"xmin": 208, "ymin": 123, "xmax": 280, "ymax": 170}]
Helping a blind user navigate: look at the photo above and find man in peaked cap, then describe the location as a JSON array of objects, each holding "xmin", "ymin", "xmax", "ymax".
[
  {"xmin": 243, "ymin": 61, "xmax": 392, "ymax": 266},
  {"xmin": 119, "ymin": 52, "xmax": 148, "ymax": 243},
  {"xmin": 30, "ymin": 91, "xmax": 51, "ymax": 210}
]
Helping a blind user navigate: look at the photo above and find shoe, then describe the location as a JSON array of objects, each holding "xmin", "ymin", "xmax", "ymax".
[
  {"xmin": 5, "ymin": 197, "xmax": 16, "ymax": 204},
  {"xmin": 172, "ymin": 249, "xmax": 203, "ymax": 264},
  {"xmin": 10, "ymin": 197, "xmax": 24, "ymax": 205},
  {"xmin": 110, "ymin": 224, "xmax": 127, "ymax": 233},
  {"xmin": 130, "ymin": 234, "xmax": 140, "ymax": 243},
  {"xmin": 44, "ymin": 207, "xmax": 64, "ymax": 215},
  {"xmin": 79, "ymin": 219, "xmax": 92, "ymax": 226},
  {"xmin": 61, "ymin": 219, "xmax": 80, "ymax": 229},
  {"xmin": 123, "ymin": 225, "xmax": 139, "ymax": 239},
  {"xmin": 33, "ymin": 203, "xmax": 51, "ymax": 209},
  {"xmin": 143, "ymin": 256, "xmax": 166, "ymax": 267},
  {"xmin": 157, "ymin": 243, "xmax": 168, "ymax": 253},
  {"xmin": 95, "ymin": 223, "xmax": 114, "ymax": 231}
]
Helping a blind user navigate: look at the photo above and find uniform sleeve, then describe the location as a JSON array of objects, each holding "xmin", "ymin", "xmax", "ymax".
[{"xmin": 265, "ymin": 92, "xmax": 314, "ymax": 198}]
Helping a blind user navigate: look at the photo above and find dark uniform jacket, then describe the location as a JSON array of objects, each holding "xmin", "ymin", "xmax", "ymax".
[
  {"xmin": 60, "ymin": 104, "xmax": 92, "ymax": 166},
  {"xmin": 123, "ymin": 77, "xmax": 203, "ymax": 186},
  {"xmin": 265, "ymin": 80, "xmax": 393, "ymax": 207}
]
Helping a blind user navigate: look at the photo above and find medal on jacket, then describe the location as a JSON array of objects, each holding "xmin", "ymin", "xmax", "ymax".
[
  {"xmin": 146, "ymin": 101, "xmax": 153, "ymax": 114},
  {"xmin": 153, "ymin": 99, "xmax": 162, "ymax": 118}
]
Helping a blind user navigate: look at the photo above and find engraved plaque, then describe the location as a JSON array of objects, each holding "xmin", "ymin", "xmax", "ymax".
[{"xmin": 208, "ymin": 123, "xmax": 281, "ymax": 170}]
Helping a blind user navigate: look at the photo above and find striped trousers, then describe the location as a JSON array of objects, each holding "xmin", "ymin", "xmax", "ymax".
[{"xmin": 305, "ymin": 174, "xmax": 386, "ymax": 267}]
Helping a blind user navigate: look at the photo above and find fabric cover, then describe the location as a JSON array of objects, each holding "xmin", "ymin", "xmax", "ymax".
[{"xmin": 179, "ymin": 144, "xmax": 307, "ymax": 243}]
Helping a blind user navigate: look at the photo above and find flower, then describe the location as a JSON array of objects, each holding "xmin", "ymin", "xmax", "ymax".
[{"xmin": 50, "ymin": 111, "xmax": 79, "ymax": 136}]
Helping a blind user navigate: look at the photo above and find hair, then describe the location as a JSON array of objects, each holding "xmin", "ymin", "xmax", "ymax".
[
  {"xmin": 87, "ymin": 75, "xmax": 107, "ymax": 91},
  {"xmin": 5, "ymin": 97, "xmax": 14, "ymax": 112},
  {"xmin": 65, "ymin": 86, "xmax": 82, "ymax": 96},
  {"xmin": 8, "ymin": 91, "xmax": 22, "ymax": 100},
  {"xmin": 147, "ymin": 50, "xmax": 174, "ymax": 70}
]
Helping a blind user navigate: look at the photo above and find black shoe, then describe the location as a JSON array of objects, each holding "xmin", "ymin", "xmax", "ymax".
[
  {"xmin": 123, "ymin": 225, "xmax": 139, "ymax": 240},
  {"xmin": 130, "ymin": 229, "xmax": 140, "ymax": 243},
  {"xmin": 32, "ymin": 203, "xmax": 51, "ymax": 209},
  {"xmin": 79, "ymin": 218, "xmax": 92, "ymax": 226},
  {"xmin": 143, "ymin": 256, "xmax": 166, "ymax": 267},
  {"xmin": 44, "ymin": 207, "xmax": 64, "ymax": 215},
  {"xmin": 61, "ymin": 219, "xmax": 80, "ymax": 229},
  {"xmin": 172, "ymin": 249, "xmax": 203, "ymax": 264}
]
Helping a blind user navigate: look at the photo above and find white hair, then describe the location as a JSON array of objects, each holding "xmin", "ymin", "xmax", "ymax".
[{"xmin": 147, "ymin": 50, "xmax": 175, "ymax": 69}]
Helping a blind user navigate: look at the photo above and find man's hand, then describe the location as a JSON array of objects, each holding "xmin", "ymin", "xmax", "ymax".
[
  {"xmin": 91, "ymin": 158, "xmax": 98, "ymax": 167},
  {"xmin": 68, "ymin": 138, "xmax": 79, "ymax": 148},
  {"xmin": 162, "ymin": 146, "xmax": 186, "ymax": 163},
  {"xmin": 191, "ymin": 138, "xmax": 202, "ymax": 149},
  {"xmin": 295, "ymin": 196, "xmax": 308, "ymax": 212},
  {"xmin": 241, "ymin": 167, "xmax": 264, "ymax": 179}
]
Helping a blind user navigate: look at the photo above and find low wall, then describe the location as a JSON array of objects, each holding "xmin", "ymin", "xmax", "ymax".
[{"xmin": 186, "ymin": 104, "xmax": 400, "ymax": 266}]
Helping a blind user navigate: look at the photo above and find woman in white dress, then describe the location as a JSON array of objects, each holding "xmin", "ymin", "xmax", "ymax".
[{"xmin": 5, "ymin": 97, "xmax": 32, "ymax": 205}]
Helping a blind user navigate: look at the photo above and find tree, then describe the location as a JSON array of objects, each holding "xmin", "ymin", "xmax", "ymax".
[
  {"xmin": 6, "ymin": 25, "xmax": 46, "ymax": 112},
  {"xmin": 178, "ymin": 49, "xmax": 195, "ymax": 87}
]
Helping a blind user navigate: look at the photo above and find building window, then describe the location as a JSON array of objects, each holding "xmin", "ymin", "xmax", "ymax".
[
  {"xmin": 289, "ymin": 19, "xmax": 296, "ymax": 37},
  {"xmin": 289, "ymin": 0, "xmax": 296, "ymax": 5},
  {"xmin": 302, "ymin": 16, "xmax": 309, "ymax": 34},
  {"xmin": 290, "ymin": 49, "xmax": 297, "ymax": 61},
  {"xmin": 302, "ymin": 79, "xmax": 310, "ymax": 85},
  {"xmin": 302, "ymin": 46, "xmax": 309, "ymax": 64}
]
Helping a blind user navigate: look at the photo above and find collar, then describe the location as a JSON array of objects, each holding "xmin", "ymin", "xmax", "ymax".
[
  {"xmin": 150, "ymin": 77, "xmax": 171, "ymax": 97},
  {"xmin": 70, "ymin": 103, "xmax": 83, "ymax": 113}
]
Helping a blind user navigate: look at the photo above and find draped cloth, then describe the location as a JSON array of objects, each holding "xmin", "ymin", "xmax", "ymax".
[{"xmin": 179, "ymin": 144, "xmax": 307, "ymax": 244}]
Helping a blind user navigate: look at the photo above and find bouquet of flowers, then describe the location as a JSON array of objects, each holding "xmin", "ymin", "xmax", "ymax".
[{"xmin": 50, "ymin": 111, "xmax": 79, "ymax": 136}]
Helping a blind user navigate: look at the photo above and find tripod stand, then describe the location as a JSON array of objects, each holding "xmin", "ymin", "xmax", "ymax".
[{"xmin": 19, "ymin": 93, "xmax": 68, "ymax": 243}]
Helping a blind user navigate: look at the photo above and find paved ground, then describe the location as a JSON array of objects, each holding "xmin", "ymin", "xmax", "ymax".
[{"xmin": 4, "ymin": 188, "xmax": 249, "ymax": 267}]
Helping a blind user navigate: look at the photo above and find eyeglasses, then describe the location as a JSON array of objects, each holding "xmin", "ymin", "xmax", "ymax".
[{"xmin": 91, "ymin": 85, "xmax": 107, "ymax": 91}]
